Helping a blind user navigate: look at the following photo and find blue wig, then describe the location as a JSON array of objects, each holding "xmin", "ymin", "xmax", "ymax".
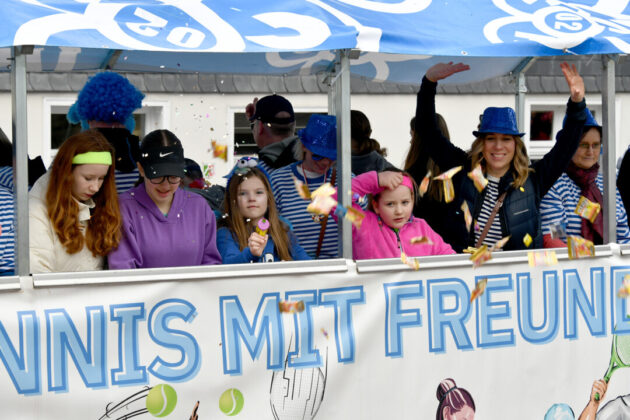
[{"xmin": 68, "ymin": 72, "xmax": 144, "ymax": 132}]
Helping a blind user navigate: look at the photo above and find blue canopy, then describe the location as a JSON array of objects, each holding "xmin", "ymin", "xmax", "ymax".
[{"xmin": 1, "ymin": 1, "xmax": 629, "ymax": 84}]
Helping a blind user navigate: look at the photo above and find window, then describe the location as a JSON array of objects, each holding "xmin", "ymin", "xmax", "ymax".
[
  {"xmin": 529, "ymin": 111, "xmax": 554, "ymax": 141},
  {"xmin": 233, "ymin": 111, "xmax": 326, "ymax": 157}
]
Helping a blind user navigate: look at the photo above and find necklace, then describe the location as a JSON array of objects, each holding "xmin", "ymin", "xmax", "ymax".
[{"xmin": 301, "ymin": 164, "xmax": 328, "ymax": 224}]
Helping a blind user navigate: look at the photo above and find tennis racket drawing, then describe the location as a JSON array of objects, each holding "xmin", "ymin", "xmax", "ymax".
[{"xmin": 595, "ymin": 332, "xmax": 630, "ymax": 401}]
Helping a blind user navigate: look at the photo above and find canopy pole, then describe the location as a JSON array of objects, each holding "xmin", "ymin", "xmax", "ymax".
[
  {"xmin": 11, "ymin": 46, "xmax": 32, "ymax": 277},
  {"xmin": 511, "ymin": 57, "xmax": 535, "ymax": 134},
  {"xmin": 332, "ymin": 49, "xmax": 352, "ymax": 259},
  {"xmin": 602, "ymin": 55, "xmax": 617, "ymax": 244}
]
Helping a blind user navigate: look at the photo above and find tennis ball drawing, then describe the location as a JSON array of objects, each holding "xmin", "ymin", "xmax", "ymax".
[
  {"xmin": 146, "ymin": 384, "xmax": 177, "ymax": 417},
  {"xmin": 219, "ymin": 388, "xmax": 244, "ymax": 416}
]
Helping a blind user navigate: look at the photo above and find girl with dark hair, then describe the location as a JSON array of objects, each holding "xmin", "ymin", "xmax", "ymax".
[
  {"xmin": 217, "ymin": 158, "xmax": 310, "ymax": 263},
  {"xmin": 29, "ymin": 130, "xmax": 121, "ymax": 273},
  {"xmin": 416, "ymin": 61, "xmax": 588, "ymax": 252},
  {"xmin": 350, "ymin": 110, "xmax": 395, "ymax": 175},
  {"xmin": 108, "ymin": 129, "xmax": 221, "ymax": 269},
  {"xmin": 436, "ymin": 378, "xmax": 475, "ymax": 420}
]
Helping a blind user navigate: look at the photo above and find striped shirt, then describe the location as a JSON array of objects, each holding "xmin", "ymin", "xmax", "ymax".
[
  {"xmin": 0, "ymin": 166, "xmax": 13, "ymax": 191},
  {"xmin": 257, "ymin": 160, "xmax": 275, "ymax": 176},
  {"xmin": 0, "ymin": 186, "xmax": 15, "ymax": 274},
  {"xmin": 270, "ymin": 162, "xmax": 338, "ymax": 258},
  {"xmin": 115, "ymin": 169, "xmax": 140, "ymax": 194},
  {"xmin": 540, "ymin": 172, "xmax": 630, "ymax": 243},
  {"xmin": 475, "ymin": 175, "xmax": 503, "ymax": 247}
]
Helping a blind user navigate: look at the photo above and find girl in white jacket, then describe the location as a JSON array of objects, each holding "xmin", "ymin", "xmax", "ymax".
[{"xmin": 29, "ymin": 130, "xmax": 122, "ymax": 273}]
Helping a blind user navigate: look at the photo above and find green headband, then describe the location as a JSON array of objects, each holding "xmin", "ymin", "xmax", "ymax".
[{"xmin": 72, "ymin": 151, "xmax": 112, "ymax": 165}]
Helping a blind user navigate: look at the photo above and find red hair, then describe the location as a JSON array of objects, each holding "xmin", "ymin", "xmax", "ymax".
[{"xmin": 46, "ymin": 130, "xmax": 122, "ymax": 256}]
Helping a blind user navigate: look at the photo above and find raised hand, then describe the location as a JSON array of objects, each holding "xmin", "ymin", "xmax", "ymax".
[
  {"xmin": 560, "ymin": 62, "xmax": 585, "ymax": 103},
  {"xmin": 425, "ymin": 62, "xmax": 470, "ymax": 83},
  {"xmin": 245, "ymin": 97, "xmax": 259, "ymax": 120},
  {"xmin": 378, "ymin": 171, "xmax": 404, "ymax": 190}
]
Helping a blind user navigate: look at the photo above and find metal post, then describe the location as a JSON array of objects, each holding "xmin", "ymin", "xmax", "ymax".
[
  {"xmin": 515, "ymin": 72, "xmax": 527, "ymax": 133},
  {"xmin": 333, "ymin": 50, "xmax": 352, "ymax": 259},
  {"xmin": 11, "ymin": 46, "xmax": 31, "ymax": 276},
  {"xmin": 602, "ymin": 55, "xmax": 617, "ymax": 243}
]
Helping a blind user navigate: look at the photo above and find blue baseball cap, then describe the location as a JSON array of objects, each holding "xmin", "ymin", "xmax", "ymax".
[
  {"xmin": 473, "ymin": 107, "xmax": 525, "ymax": 138},
  {"xmin": 299, "ymin": 114, "xmax": 337, "ymax": 161}
]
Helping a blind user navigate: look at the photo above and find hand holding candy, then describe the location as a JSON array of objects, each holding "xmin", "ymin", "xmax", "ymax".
[{"xmin": 248, "ymin": 232, "xmax": 268, "ymax": 257}]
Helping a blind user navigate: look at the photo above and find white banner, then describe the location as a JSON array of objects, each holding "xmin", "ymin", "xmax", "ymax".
[{"xmin": 3, "ymin": 255, "xmax": 630, "ymax": 419}]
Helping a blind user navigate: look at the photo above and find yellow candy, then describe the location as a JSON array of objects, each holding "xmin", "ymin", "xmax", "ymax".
[
  {"xmin": 467, "ymin": 164, "xmax": 488, "ymax": 193},
  {"xmin": 575, "ymin": 196, "xmax": 601, "ymax": 223},
  {"xmin": 523, "ymin": 233, "xmax": 533, "ymax": 247},
  {"xmin": 567, "ymin": 236, "xmax": 595, "ymax": 259}
]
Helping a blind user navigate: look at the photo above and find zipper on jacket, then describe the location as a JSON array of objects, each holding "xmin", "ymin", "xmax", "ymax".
[{"xmin": 393, "ymin": 228, "xmax": 403, "ymax": 254}]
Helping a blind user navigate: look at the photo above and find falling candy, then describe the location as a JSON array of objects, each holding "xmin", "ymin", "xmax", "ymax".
[
  {"xmin": 278, "ymin": 300, "xmax": 305, "ymax": 314},
  {"xmin": 467, "ymin": 164, "xmax": 488, "ymax": 192},
  {"xmin": 401, "ymin": 251, "xmax": 420, "ymax": 270},
  {"xmin": 527, "ymin": 250, "xmax": 558, "ymax": 267},
  {"xmin": 311, "ymin": 183, "xmax": 336, "ymax": 198},
  {"xmin": 345, "ymin": 206, "xmax": 366, "ymax": 229},
  {"xmin": 419, "ymin": 170, "xmax": 431, "ymax": 197},
  {"xmin": 567, "ymin": 236, "xmax": 595, "ymax": 259},
  {"xmin": 434, "ymin": 166, "xmax": 462, "ymax": 204},
  {"xmin": 410, "ymin": 236, "xmax": 433, "ymax": 245},
  {"xmin": 549, "ymin": 222, "xmax": 567, "ymax": 240},
  {"xmin": 470, "ymin": 278, "xmax": 488, "ymax": 302},
  {"xmin": 470, "ymin": 245, "xmax": 492, "ymax": 268},
  {"xmin": 334, "ymin": 205, "xmax": 348, "ymax": 218},
  {"xmin": 491, "ymin": 236, "xmax": 511, "ymax": 251},
  {"xmin": 461, "ymin": 201, "xmax": 472, "ymax": 231},
  {"xmin": 433, "ymin": 166, "xmax": 462, "ymax": 180},
  {"xmin": 292, "ymin": 176, "xmax": 311, "ymax": 199},
  {"xmin": 211, "ymin": 140, "xmax": 228, "ymax": 162},
  {"xmin": 523, "ymin": 233, "xmax": 533, "ymax": 247},
  {"xmin": 575, "ymin": 196, "xmax": 601, "ymax": 223},
  {"xmin": 307, "ymin": 195, "xmax": 338, "ymax": 216}
]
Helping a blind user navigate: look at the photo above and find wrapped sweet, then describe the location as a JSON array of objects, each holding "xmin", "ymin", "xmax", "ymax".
[{"xmin": 575, "ymin": 196, "xmax": 601, "ymax": 223}]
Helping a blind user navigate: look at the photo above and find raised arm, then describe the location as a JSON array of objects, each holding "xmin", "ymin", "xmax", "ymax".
[
  {"xmin": 413, "ymin": 63, "xmax": 470, "ymax": 172},
  {"xmin": 532, "ymin": 62, "xmax": 587, "ymax": 196}
]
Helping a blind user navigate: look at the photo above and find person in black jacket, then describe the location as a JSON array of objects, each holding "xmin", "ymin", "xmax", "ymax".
[
  {"xmin": 618, "ymin": 146, "xmax": 630, "ymax": 216},
  {"xmin": 416, "ymin": 61, "xmax": 588, "ymax": 252}
]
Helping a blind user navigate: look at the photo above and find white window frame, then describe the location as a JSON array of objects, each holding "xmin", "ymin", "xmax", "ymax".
[
  {"xmin": 42, "ymin": 98, "xmax": 170, "ymax": 167},
  {"xmin": 524, "ymin": 97, "xmax": 621, "ymax": 161}
]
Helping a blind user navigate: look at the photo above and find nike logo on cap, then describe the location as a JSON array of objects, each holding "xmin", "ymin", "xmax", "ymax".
[{"xmin": 159, "ymin": 152, "xmax": 173, "ymax": 158}]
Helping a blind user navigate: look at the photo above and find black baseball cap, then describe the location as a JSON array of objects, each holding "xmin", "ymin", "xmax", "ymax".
[
  {"xmin": 139, "ymin": 145, "xmax": 185, "ymax": 179},
  {"xmin": 249, "ymin": 94, "xmax": 295, "ymax": 124}
]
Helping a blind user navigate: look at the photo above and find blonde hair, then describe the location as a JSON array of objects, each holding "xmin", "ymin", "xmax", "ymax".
[
  {"xmin": 468, "ymin": 134, "xmax": 532, "ymax": 188},
  {"xmin": 222, "ymin": 167, "xmax": 293, "ymax": 261}
]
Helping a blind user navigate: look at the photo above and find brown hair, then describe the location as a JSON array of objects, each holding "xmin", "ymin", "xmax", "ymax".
[
  {"xmin": 222, "ymin": 167, "xmax": 293, "ymax": 261},
  {"xmin": 404, "ymin": 115, "xmax": 450, "ymax": 201},
  {"xmin": 351, "ymin": 110, "xmax": 387, "ymax": 156},
  {"xmin": 469, "ymin": 134, "xmax": 532, "ymax": 188},
  {"xmin": 46, "ymin": 130, "xmax": 121, "ymax": 256},
  {"xmin": 435, "ymin": 378, "xmax": 475, "ymax": 420}
]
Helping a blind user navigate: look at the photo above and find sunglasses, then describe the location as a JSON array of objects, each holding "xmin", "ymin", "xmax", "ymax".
[{"xmin": 149, "ymin": 176, "xmax": 182, "ymax": 185}]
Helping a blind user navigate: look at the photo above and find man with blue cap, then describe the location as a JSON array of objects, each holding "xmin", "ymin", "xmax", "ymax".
[{"xmin": 270, "ymin": 114, "xmax": 338, "ymax": 258}]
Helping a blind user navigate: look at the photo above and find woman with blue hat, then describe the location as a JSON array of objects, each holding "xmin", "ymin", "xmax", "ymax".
[
  {"xmin": 415, "ymin": 61, "xmax": 589, "ymax": 252},
  {"xmin": 269, "ymin": 114, "xmax": 338, "ymax": 258},
  {"xmin": 541, "ymin": 109, "xmax": 630, "ymax": 247}
]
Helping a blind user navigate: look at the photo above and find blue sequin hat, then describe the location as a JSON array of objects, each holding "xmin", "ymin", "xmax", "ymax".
[
  {"xmin": 584, "ymin": 108, "xmax": 602, "ymax": 132},
  {"xmin": 473, "ymin": 107, "xmax": 525, "ymax": 138},
  {"xmin": 299, "ymin": 114, "xmax": 337, "ymax": 161}
]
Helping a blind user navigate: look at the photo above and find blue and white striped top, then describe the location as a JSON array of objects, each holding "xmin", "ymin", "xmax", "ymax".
[
  {"xmin": 540, "ymin": 172, "xmax": 630, "ymax": 243},
  {"xmin": 0, "ymin": 186, "xmax": 15, "ymax": 274},
  {"xmin": 270, "ymin": 162, "xmax": 338, "ymax": 259},
  {"xmin": 475, "ymin": 175, "xmax": 503, "ymax": 247},
  {"xmin": 0, "ymin": 166, "xmax": 13, "ymax": 191},
  {"xmin": 115, "ymin": 169, "xmax": 140, "ymax": 194}
]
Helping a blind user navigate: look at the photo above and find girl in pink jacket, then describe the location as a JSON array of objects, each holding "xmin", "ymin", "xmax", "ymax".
[{"xmin": 340, "ymin": 170, "xmax": 454, "ymax": 260}]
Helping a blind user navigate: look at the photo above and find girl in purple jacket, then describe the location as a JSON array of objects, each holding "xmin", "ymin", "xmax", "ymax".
[{"xmin": 108, "ymin": 130, "xmax": 221, "ymax": 269}]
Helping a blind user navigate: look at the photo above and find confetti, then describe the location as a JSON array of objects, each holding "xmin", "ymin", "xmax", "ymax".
[
  {"xmin": 467, "ymin": 164, "xmax": 488, "ymax": 192},
  {"xmin": 345, "ymin": 206, "xmax": 366, "ymax": 229},
  {"xmin": 470, "ymin": 245, "xmax": 492, "ymax": 268},
  {"xmin": 527, "ymin": 250, "xmax": 558, "ymax": 267},
  {"xmin": 401, "ymin": 251, "xmax": 420, "ymax": 270},
  {"xmin": 211, "ymin": 140, "xmax": 228, "ymax": 161},
  {"xmin": 567, "ymin": 236, "xmax": 595, "ymax": 259},
  {"xmin": 470, "ymin": 278, "xmax": 488, "ymax": 302},
  {"xmin": 433, "ymin": 166, "xmax": 462, "ymax": 180},
  {"xmin": 321, "ymin": 328, "xmax": 329, "ymax": 339},
  {"xmin": 410, "ymin": 236, "xmax": 433, "ymax": 245},
  {"xmin": 278, "ymin": 301, "xmax": 305, "ymax": 314},
  {"xmin": 549, "ymin": 222, "xmax": 567, "ymax": 240},
  {"xmin": 419, "ymin": 170, "xmax": 431, "ymax": 197},
  {"xmin": 292, "ymin": 176, "xmax": 311, "ymax": 199},
  {"xmin": 442, "ymin": 179, "xmax": 455, "ymax": 203},
  {"xmin": 523, "ymin": 233, "xmax": 533, "ymax": 247},
  {"xmin": 474, "ymin": 220, "xmax": 481, "ymax": 232},
  {"xmin": 575, "ymin": 196, "xmax": 601, "ymax": 223},
  {"xmin": 491, "ymin": 236, "xmax": 511, "ymax": 251},
  {"xmin": 618, "ymin": 275, "xmax": 630, "ymax": 298},
  {"xmin": 461, "ymin": 201, "xmax": 473, "ymax": 231}
]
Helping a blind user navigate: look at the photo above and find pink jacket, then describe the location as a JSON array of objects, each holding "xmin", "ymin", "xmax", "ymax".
[{"xmin": 334, "ymin": 171, "xmax": 455, "ymax": 260}]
